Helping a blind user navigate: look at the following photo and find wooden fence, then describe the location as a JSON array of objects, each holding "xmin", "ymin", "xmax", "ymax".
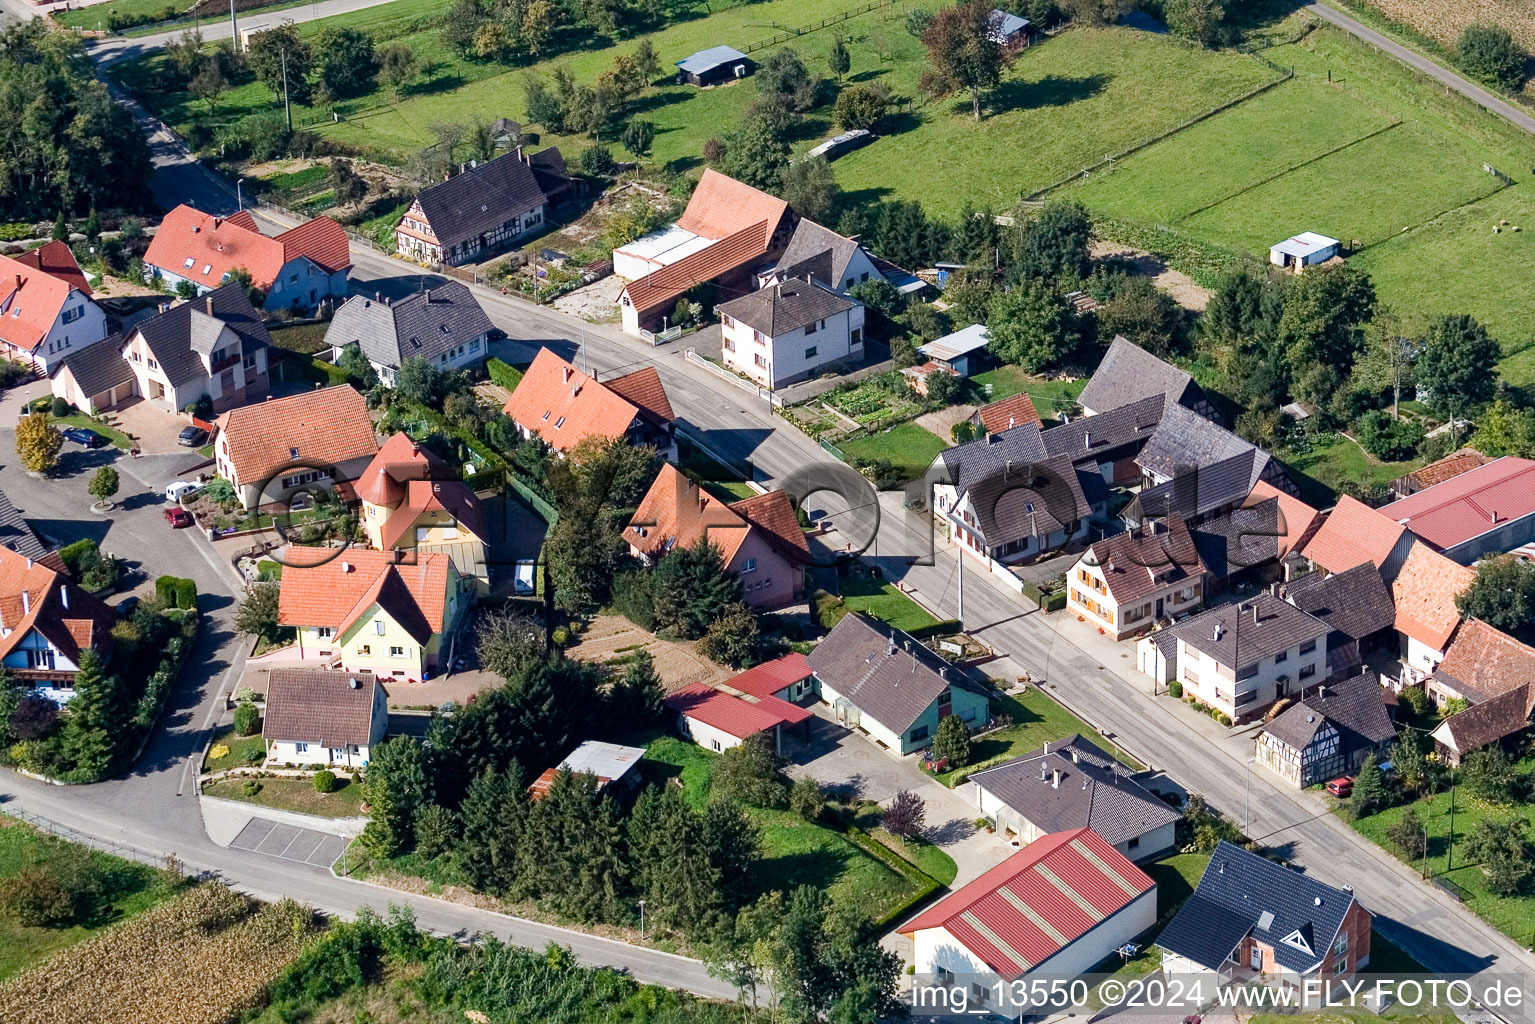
[{"xmin": 740, "ymin": 0, "xmax": 895, "ymax": 54}]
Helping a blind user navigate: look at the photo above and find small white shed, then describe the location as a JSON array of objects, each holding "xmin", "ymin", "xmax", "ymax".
[{"xmin": 1269, "ymin": 232, "xmax": 1341, "ymax": 271}]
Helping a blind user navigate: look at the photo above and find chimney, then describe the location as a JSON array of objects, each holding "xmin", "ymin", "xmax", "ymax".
[
  {"xmin": 887, "ymin": 635, "xmax": 895, "ymax": 656},
  {"xmin": 1007, "ymin": 416, "xmax": 1015, "ymax": 429},
  {"xmin": 424, "ymin": 288, "xmax": 432, "ymax": 303},
  {"xmin": 570, "ymin": 385, "xmax": 579, "ymax": 398},
  {"xmin": 563, "ymin": 366, "xmax": 572, "ymax": 383},
  {"xmin": 1039, "ymin": 762, "xmax": 1048, "ymax": 781},
  {"xmin": 206, "ymin": 296, "xmax": 215, "ymax": 317},
  {"xmin": 20, "ymin": 590, "xmax": 28, "ymax": 615},
  {"xmin": 158, "ymin": 302, "xmax": 169, "ymax": 314},
  {"xmin": 1084, "ymin": 430, "xmax": 1092, "ymax": 450},
  {"xmin": 1491, "ymin": 509, "xmax": 1499, "ymax": 523},
  {"xmin": 1253, "ymin": 603, "xmax": 1261, "ymax": 626},
  {"xmin": 1052, "ymin": 769, "xmax": 1061, "ymax": 789},
  {"xmin": 1070, "ymin": 748, "xmax": 1079, "ymax": 764},
  {"xmin": 348, "ymin": 677, "xmax": 360, "ymax": 689},
  {"xmin": 1213, "ymin": 622, "xmax": 1224, "ymax": 642},
  {"xmin": 375, "ymin": 291, "xmax": 381, "ymax": 302},
  {"xmin": 213, "ymin": 217, "xmax": 222, "ymax": 229},
  {"xmin": 13, "ymin": 274, "xmax": 20, "ymax": 289}
]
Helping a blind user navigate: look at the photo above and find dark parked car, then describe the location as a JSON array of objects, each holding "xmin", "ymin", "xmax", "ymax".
[
  {"xmin": 62, "ymin": 427, "xmax": 106, "ymax": 449},
  {"xmin": 163, "ymin": 507, "xmax": 194, "ymax": 529},
  {"xmin": 178, "ymin": 426, "xmax": 209, "ymax": 447},
  {"xmin": 115, "ymin": 596, "xmax": 139, "ymax": 615}
]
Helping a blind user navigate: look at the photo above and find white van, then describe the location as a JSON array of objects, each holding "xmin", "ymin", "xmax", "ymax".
[{"xmin": 165, "ymin": 480, "xmax": 201, "ymax": 502}]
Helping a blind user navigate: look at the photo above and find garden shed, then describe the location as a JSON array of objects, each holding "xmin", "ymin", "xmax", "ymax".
[{"xmin": 675, "ymin": 45, "xmax": 754, "ymax": 87}]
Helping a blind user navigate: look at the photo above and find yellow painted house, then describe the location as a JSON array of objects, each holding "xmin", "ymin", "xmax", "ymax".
[
  {"xmin": 356, "ymin": 433, "xmax": 489, "ymax": 590},
  {"xmin": 277, "ymin": 548, "xmax": 469, "ymax": 682}
]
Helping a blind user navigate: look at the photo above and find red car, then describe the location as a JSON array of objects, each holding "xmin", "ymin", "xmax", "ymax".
[
  {"xmin": 163, "ymin": 507, "xmax": 194, "ymax": 529},
  {"xmin": 1325, "ymin": 776, "xmax": 1354, "ymax": 798}
]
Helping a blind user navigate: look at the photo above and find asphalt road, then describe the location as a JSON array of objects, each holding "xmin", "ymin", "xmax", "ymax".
[{"xmin": 1306, "ymin": 2, "xmax": 1535, "ymax": 138}]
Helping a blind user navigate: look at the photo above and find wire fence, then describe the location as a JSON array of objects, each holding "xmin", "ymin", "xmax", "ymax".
[
  {"xmin": 2, "ymin": 807, "xmax": 192, "ymax": 877},
  {"xmin": 740, "ymin": 0, "xmax": 896, "ymax": 54}
]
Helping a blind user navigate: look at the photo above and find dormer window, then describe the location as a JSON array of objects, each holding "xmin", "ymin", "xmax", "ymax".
[
  {"xmin": 554, "ymin": 416, "xmax": 565, "ymax": 428},
  {"xmin": 1280, "ymin": 929, "xmax": 1313, "ymax": 956},
  {"xmin": 289, "ymin": 447, "xmax": 299, "ymax": 458}
]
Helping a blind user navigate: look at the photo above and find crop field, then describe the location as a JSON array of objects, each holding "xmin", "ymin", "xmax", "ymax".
[{"xmin": 1357, "ymin": 0, "xmax": 1535, "ymax": 57}]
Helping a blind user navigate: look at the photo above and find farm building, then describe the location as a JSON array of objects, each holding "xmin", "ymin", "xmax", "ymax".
[
  {"xmin": 917, "ymin": 324, "xmax": 990, "ymax": 377},
  {"xmin": 805, "ymin": 128, "xmax": 874, "ymax": 162},
  {"xmin": 675, "ymin": 45, "xmax": 754, "ymax": 87},
  {"xmin": 987, "ymin": 9, "xmax": 1030, "ymax": 48},
  {"xmin": 1269, "ymin": 232, "xmax": 1341, "ymax": 272}
]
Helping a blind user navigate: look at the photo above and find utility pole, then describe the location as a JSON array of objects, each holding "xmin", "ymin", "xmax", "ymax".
[
  {"xmin": 1446, "ymin": 769, "xmax": 1456, "ymax": 871},
  {"xmin": 281, "ymin": 46, "xmax": 292, "ymax": 131},
  {"xmin": 229, "ymin": 0, "xmax": 239, "ymax": 53}
]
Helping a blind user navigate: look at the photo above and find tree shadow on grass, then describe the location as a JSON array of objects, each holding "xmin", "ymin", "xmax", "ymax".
[
  {"xmin": 876, "ymin": 110, "xmax": 921, "ymax": 136},
  {"xmin": 750, "ymin": 848, "xmax": 851, "ymax": 899},
  {"xmin": 990, "ymin": 73, "xmax": 1112, "ymax": 115},
  {"xmin": 628, "ymin": 90, "xmax": 691, "ymax": 116},
  {"xmin": 839, "ymin": 186, "xmax": 892, "ymax": 209},
  {"xmin": 846, "ymin": 68, "xmax": 890, "ymax": 84},
  {"xmin": 400, "ymin": 73, "xmax": 467, "ymax": 100},
  {"xmin": 663, "ymin": 155, "xmax": 703, "ymax": 175}
]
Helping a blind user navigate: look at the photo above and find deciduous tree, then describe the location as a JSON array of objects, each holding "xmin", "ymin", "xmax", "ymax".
[
  {"xmin": 234, "ymin": 582, "xmax": 283, "ymax": 642},
  {"xmin": 315, "ymin": 27, "xmax": 379, "ymax": 99},
  {"xmin": 15, "ymin": 413, "xmax": 62, "ymax": 475},
  {"xmin": 1415, "ymin": 314, "xmax": 1501, "ymax": 425},
  {"xmin": 246, "ymin": 22, "xmax": 312, "ymax": 100},
  {"xmin": 1457, "ymin": 24, "xmax": 1529, "ymax": 91},
  {"xmin": 377, "ymin": 43, "xmax": 419, "ymax": 97},
  {"xmin": 779, "ymin": 155, "xmax": 840, "ymax": 225},
  {"xmin": 986, "ymin": 279, "xmax": 1076, "ymax": 370},
  {"xmin": 921, "ymin": 0, "xmax": 1008, "ymax": 121}
]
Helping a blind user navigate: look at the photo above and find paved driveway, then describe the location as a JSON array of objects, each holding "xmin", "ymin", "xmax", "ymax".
[
  {"xmin": 228, "ymin": 818, "xmax": 349, "ymax": 869},
  {"xmin": 784, "ymin": 714, "xmax": 1012, "ymax": 887},
  {"xmin": 108, "ymin": 397, "xmax": 198, "ymax": 453}
]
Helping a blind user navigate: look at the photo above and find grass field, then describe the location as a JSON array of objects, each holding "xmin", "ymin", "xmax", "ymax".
[
  {"xmin": 202, "ymin": 776, "xmax": 367, "ymax": 817},
  {"xmin": 933, "ymin": 690, "xmax": 1134, "ymax": 786},
  {"xmin": 836, "ymin": 576, "xmax": 941, "ymax": 633},
  {"xmin": 970, "ymin": 366, "xmax": 1086, "ymax": 420},
  {"xmin": 839, "ymin": 421, "xmax": 946, "ymax": 484},
  {"xmin": 0, "ymin": 820, "xmax": 182, "ymax": 981},
  {"xmin": 202, "ymin": 725, "xmax": 267, "ymax": 772},
  {"xmin": 1280, "ymin": 432, "xmax": 1425, "ymax": 506}
]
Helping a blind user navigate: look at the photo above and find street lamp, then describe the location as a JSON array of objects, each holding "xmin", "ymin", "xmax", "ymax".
[
  {"xmin": 638, "ymin": 899, "xmax": 646, "ymax": 941},
  {"xmin": 236, "ymin": 179, "xmax": 244, "ymax": 212}
]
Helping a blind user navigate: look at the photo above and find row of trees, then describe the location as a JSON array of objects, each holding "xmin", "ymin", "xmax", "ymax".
[{"xmin": 442, "ymin": 0, "xmax": 667, "ymax": 67}]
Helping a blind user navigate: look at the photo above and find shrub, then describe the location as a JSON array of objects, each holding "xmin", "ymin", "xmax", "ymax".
[
  {"xmin": 486, "ymin": 357, "xmax": 522, "ymax": 391},
  {"xmin": 789, "ymin": 776, "xmax": 826, "ymax": 821},
  {"xmin": 241, "ymin": 780, "xmax": 263, "ymax": 797},
  {"xmin": 175, "ymin": 578, "xmax": 198, "ymax": 610},
  {"xmin": 1168, "ymin": 679, "xmax": 1183, "ymax": 698},
  {"xmin": 1457, "ymin": 24, "xmax": 1529, "ymax": 91},
  {"xmin": 50, "ymin": 395, "xmax": 69, "ymax": 418},
  {"xmin": 155, "ymin": 576, "xmax": 177, "ymax": 605},
  {"xmin": 882, "ymin": 789, "xmax": 926, "ymax": 839},
  {"xmin": 233, "ymin": 702, "xmax": 260, "ymax": 736},
  {"xmin": 551, "ymin": 625, "xmax": 570, "ymax": 647},
  {"xmin": 1356, "ymin": 410, "xmax": 1425, "ymax": 462},
  {"xmin": 0, "ymin": 866, "xmax": 73, "ymax": 926},
  {"xmin": 313, "ymin": 769, "xmax": 338, "ymax": 793},
  {"xmin": 933, "ymin": 714, "xmax": 971, "ymax": 768}
]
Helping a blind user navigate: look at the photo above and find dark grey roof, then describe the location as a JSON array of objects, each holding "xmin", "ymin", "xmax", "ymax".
[
  {"xmin": 1076, "ymin": 466, "xmax": 1111, "ymax": 509},
  {"xmin": 805, "ymin": 613, "xmax": 966, "ymax": 734},
  {"xmin": 130, "ymin": 284, "xmax": 269, "ymax": 388},
  {"xmin": 939, "ymin": 423, "xmax": 1048, "ymax": 493},
  {"xmin": 490, "ymin": 118, "xmax": 521, "ymax": 137},
  {"xmin": 963, "ymin": 454, "xmax": 1090, "ymax": 544},
  {"xmin": 50, "ymin": 334, "xmax": 134, "ymax": 396},
  {"xmin": 1127, "ymin": 449, "xmax": 1269, "ymax": 524},
  {"xmin": 412, "ymin": 150, "xmax": 565, "ymax": 252},
  {"xmin": 967, "ymin": 734, "xmax": 1180, "ymax": 847},
  {"xmin": 1194, "ymin": 499, "xmax": 1284, "ymax": 580},
  {"xmin": 1138, "ymin": 403, "xmax": 1256, "ymax": 482},
  {"xmin": 1041, "ymin": 394, "xmax": 1165, "ymax": 465},
  {"xmin": 676, "ymin": 44, "xmax": 749, "ymax": 75},
  {"xmin": 1165, "ymin": 592, "xmax": 1329, "ymax": 670},
  {"xmin": 326, "ymin": 281, "xmax": 493, "ymax": 369},
  {"xmin": 1158, "ymin": 842, "xmax": 1357, "ymax": 974},
  {"xmin": 774, "ymin": 219, "xmax": 865, "ymax": 287},
  {"xmin": 1077, "ymin": 336, "xmax": 1200, "ymax": 414},
  {"xmin": 1264, "ymin": 671, "xmax": 1396, "ymax": 753},
  {"xmin": 715, "ymin": 277, "xmax": 856, "ymax": 337},
  {"xmin": 0, "ymin": 487, "xmax": 51, "ymax": 562},
  {"xmin": 1283, "ymin": 563, "xmax": 1395, "ymax": 643},
  {"xmin": 528, "ymin": 147, "xmax": 576, "ymax": 202}
]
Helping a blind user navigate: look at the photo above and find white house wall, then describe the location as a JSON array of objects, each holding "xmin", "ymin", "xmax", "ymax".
[
  {"xmin": 676, "ymin": 713, "xmax": 751, "ymax": 753},
  {"xmin": 19, "ymin": 292, "xmax": 109, "ymax": 374},
  {"xmin": 721, "ymin": 304, "xmax": 865, "ymax": 389}
]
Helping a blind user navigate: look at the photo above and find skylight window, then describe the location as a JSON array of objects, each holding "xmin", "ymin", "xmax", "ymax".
[
  {"xmin": 202, "ymin": 264, "xmax": 212, "ymax": 275},
  {"xmin": 184, "ymin": 258, "xmax": 195, "ymax": 268},
  {"xmin": 554, "ymin": 417, "xmax": 565, "ymax": 428},
  {"xmin": 541, "ymin": 411, "xmax": 550, "ymax": 420}
]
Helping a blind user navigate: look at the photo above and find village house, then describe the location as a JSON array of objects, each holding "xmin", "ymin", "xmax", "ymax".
[
  {"xmin": 118, "ymin": 284, "xmax": 273, "ymax": 414},
  {"xmin": 503, "ymin": 348, "xmax": 676, "ymax": 457},
  {"xmin": 1300, "ymin": 495, "xmax": 1414, "ymax": 581},
  {"xmin": 0, "ymin": 487, "xmax": 56, "ymax": 566},
  {"xmin": 143, "ymin": 206, "xmax": 350, "ymax": 312},
  {"xmin": 716, "ymin": 276, "xmax": 864, "ymax": 389},
  {"xmin": 1158, "ymin": 841, "xmax": 1371, "ymax": 992},
  {"xmin": 394, "ymin": 148, "xmax": 575, "ymax": 266},
  {"xmin": 261, "ymin": 668, "xmax": 387, "ymax": 769},
  {"xmin": 971, "ymin": 392, "xmax": 1042, "ymax": 435},
  {"xmin": 1389, "ymin": 448, "xmax": 1489, "ymax": 500},
  {"xmin": 0, "ymin": 546, "xmax": 117, "ymax": 695},
  {"xmin": 624, "ymin": 463, "xmax": 807, "ymax": 610},
  {"xmin": 931, "ymin": 426, "xmax": 1094, "ymax": 572},
  {"xmin": 1075, "ymin": 336, "xmax": 1219, "ymax": 420},
  {"xmin": 664, "ymin": 681, "xmax": 812, "ymax": 753},
  {"xmin": 1066, "ymin": 518, "xmax": 1206, "ymax": 640},
  {"xmin": 1424, "ymin": 620, "xmax": 1535, "ymax": 763},
  {"xmin": 357, "ymin": 433, "xmax": 489, "ymax": 589},
  {"xmin": 987, "ymin": 8, "xmax": 1031, "ymax": 48},
  {"xmin": 1379, "ymin": 456, "xmax": 1535, "ymax": 564},
  {"xmin": 967, "ymin": 735, "xmax": 1181, "ymax": 859},
  {"xmin": 1121, "ymin": 402, "xmax": 1292, "ymax": 528},
  {"xmin": 48, "ymin": 335, "xmax": 138, "ymax": 417},
  {"xmin": 760, "ymin": 217, "xmax": 885, "ymax": 295},
  {"xmin": 901, "ymin": 828, "xmax": 1156, "ymax": 997},
  {"xmin": 1255, "ymin": 671, "xmax": 1397, "ymax": 788},
  {"xmin": 1137, "ymin": 592, "xmax": 1329, "ymax": 724},
  {"xmin": 277, "ymin": 549, "xmax": 471, "ymax": 683},
  {"xmin": 615, "ymin": 170, "xmax": 794, "ymax": 337},
  {"xmin": 528, "ymin": 740, "xmax": 646, "ymax": 798},
  {"xmin": 804, "ymin": 613, "xmax": 990, "ymax": 755},
  {"xmin": 674, "ymin": 45, "xmax": 754, "ymax": 86},
  {"xmin": 325, "ymin": 282, "xmax": 493, "ymax": 386},
  {"xmin": 1391, "ymin": 540, "xmax": 1476, "ymax": 684},
  {"xmin": 1279, "ymin": 563, "xmax": 1396, "ymax": 680},
  {"xmin": 0, "ymin": 249, "xmax": 108, "ymax": 373},
  {"xmin": 214, "ymin": 385, "xmax": 379, "ymax": 510}
]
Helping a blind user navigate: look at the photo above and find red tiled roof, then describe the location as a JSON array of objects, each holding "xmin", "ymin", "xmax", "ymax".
[
  {"xmin": 729, "ymin": 489, "xmax": 810, "ymax": 557},
  {"xmin": 0, "ymin": 251, "xmax": 81, "ymax": 352},
  {"xmin": 1381, "ymin": 457, "xmax": 1535, "ymax": 553},
  {"xmin": 620, "ymin": 221, "xmax": 770, "ymax": 318},
  {"xmin": 677, "ymin": 169, "xmax": 789, "ymax": 249},
  {"xmin": 665, "ymin": 682, "xmax": 808, "ymax": 739},
  {"xmin": 1400, "ymin": 449, "xmax": 1489, "ymax": 493},
  {"xmin": 1392, "ymin": 540, "xmax": 1475, "ymax": 652},
  {"xmin": 0, "ymin": 547, "xmax": 116, "ymax": 666},
  {"xmin": 1435, "ymin": 619, "xmax": 1535, "ymax": 706},
  {"xmin": 900, "ymin": 828, "xmax": 1154, "ymax": 974},
  {"xmin": 355, "ymin": 432, "xmax": 451, "ymax": 506},
  {"xmin": 725, "ymin": 652, "xmax": 812, "ymax": 699},
  {"xmin": 262, "ymin": 668, "xmax": 379, "ymax": 747},
  {"xmin": 14, "ymin": 241, "xmax": 92, "ymax": 297},
  {"xmin": 1301, "ymin": 495, "xmax": 1406, "ymax": 574},
  {"xmin": 502, "ymin": 348, "xmax": 644, "ymax": 452},
  {"xmin": 215, "ymin": 385, "xmax": 377, "ymax": 488},
  {"xmin": 277, "ymin": 549, "xmax": 450, "ymax": 638},
  {"xmin": 379, "ymin": 479, "xmax": 486, "ymax": 550},
  {"xmin": 978, "ymin": 393, "xmax": 1042, "ymax": 434},
  {"xmin": 1244, "ymin": 480, "xmax": 1322, "ymax": 558},
  {"xmin": 144, "ymin": 205, "xmax": 350, "ymax": 291},
  {"xmin": 625, "ymin": 463, "xmax": 753, "ymax": 564},
  {"xmin": 605, "ymin": 366, "xmax": 676, "ymax": 424}
]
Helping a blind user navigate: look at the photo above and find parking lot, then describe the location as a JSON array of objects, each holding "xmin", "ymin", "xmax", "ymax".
[{"xmin": 227, "ymin": 818, "xmax": 349, "ymax": 869}]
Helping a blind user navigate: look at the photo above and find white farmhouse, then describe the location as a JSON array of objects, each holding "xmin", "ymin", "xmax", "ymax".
[
  {"xmin": 261, "ymin": 668, "xmax": 388, "ymax": 768},
  {"xmin": 717, "ymin": 277, "xmax": 863, "ymax": 389}
]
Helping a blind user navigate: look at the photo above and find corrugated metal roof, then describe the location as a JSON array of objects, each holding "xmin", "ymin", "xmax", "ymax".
[{"xmin": 1380, "ymin": 457, "xmax": 1535, "ymax": 552}]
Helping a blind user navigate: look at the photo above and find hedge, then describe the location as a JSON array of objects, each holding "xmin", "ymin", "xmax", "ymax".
[
  {"xmin": 844, "ymin": 826, "xmax": 941, "ymax": 926},
  {"xmin": 156, "ymin": 575, "xmax": 197, "ymax": 609},
  {"xmin": 175, "ymin": 578, "xmax": 197, "ymax": 610},
  {"xmin": 486, "ymin": 357, "xmax": 523, "ymax": 391},
  {"xmin": 154, "ymin": 575, "xmax": 177, "ymax": 605}
]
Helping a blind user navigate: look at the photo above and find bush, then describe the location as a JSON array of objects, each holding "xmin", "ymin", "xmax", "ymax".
[
  {"xmin": 0, "ymin": 866, "xmax": 74, "ymax": 926},
  {"xmin": 50, "ymin": 395, "xmax": 68, "ymax": 418},
  {"xmin": 789, "ymin": 776, "xmax": 826, "ymax": 821},
  {"xmin": 1168, "ymin": 679, "xmax": 1183, "ymax": 698},
  {"xmin": 175, "ymin": 578, "xmax": 198, "ymax": 610},
  {"xmin": 551, "ymin": 625, "xmax": 570, "ymax": 647},
  {"xmin": 233, "ymin": 701, "xmax": 260, "ymax": 736},
  {"xmin": 1457, "ymin": 24, "xmax": 1529, "ymax": 91},
  {"xmin": 1356, "ymin": 410, "xmax": 1425, "ymax": 462},
  {"xmin": 486, "ymin": 357, "xmax": 522, "ymax": 391},
  {"xmin": 241, "ymin": 780, "xmax": 263, "ymax": 797},
  {"xmin": 313, "ymin": 769, "xmax": 338, "ymax": 793},
  {"xmin": 155, "ymin": 576, "xmax": 177, "ymax": 605}
]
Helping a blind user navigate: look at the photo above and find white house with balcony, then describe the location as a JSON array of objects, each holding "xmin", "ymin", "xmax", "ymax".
[{"xmin": 716, "ymin": 277, "xmax": 864, "ymax": 389}]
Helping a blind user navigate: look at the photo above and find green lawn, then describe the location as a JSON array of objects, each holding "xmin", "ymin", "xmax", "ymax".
[
  {"xmin": 1144, "ymin": 851, "xmax": 1209, "ymax": 920},
  {"xmin": 202, "ymin": 725, "xmax": 267, "ymax": 773},
  {"xmin": 1348, "ymin": 778, "xmax": 1535, "ymax": 947},
  {"xmin": 202, "ymin": 776, "xmax": 366, "ymax": 818},
  {"xmin": 0, "ymin": 819, "xmax": 183, "ymax": 981},
  {"xmin": 1279, "ymin": 432, "xmax": 1425, "ymax": 506},
  {"xmin": 970, "ymin": 366, "xmax": 1087, "ymax": 422},
  {"xmin": 52, "ymin": 0, "xmax": 180, "ymax": 30},
  {"xmin": 266, "ymin": 321, "xmax": 333, "ymax": 355},
  {"xmin": 868, "ymin": 827, "xmax": 957, "ymax": 885},
  {"xmin": 52, "ymin": 412, "xmax": 135, "ymax": 450},
  {"xmin": 839, "ymin": 421, "xmax": 947, "ymax": 485},
  {"xmin": 834, "ymin": 576, "xmax": 941, "ymax": 633},
  {"xmin": 637, "ymin": 735, "xmax": 716, "ymax": 809},
  {"xmin": 935, "ymin": 690, "xmax": 1136, "ymax": 787}
]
